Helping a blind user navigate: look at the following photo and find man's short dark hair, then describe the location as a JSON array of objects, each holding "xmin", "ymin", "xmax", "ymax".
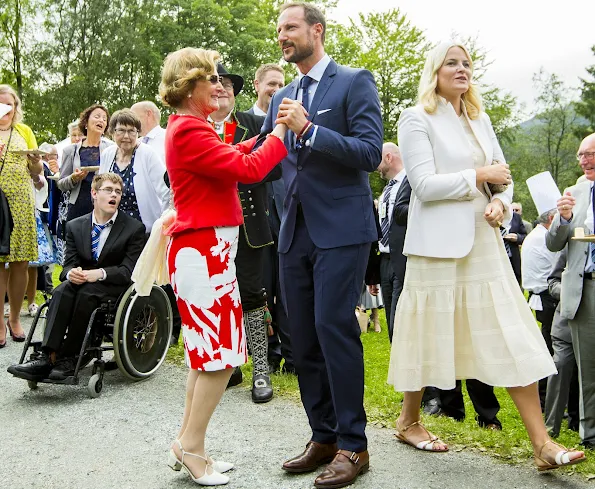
[{"xmin": 279, "ymin": 2, "xmax": 326, "ymax": 43}]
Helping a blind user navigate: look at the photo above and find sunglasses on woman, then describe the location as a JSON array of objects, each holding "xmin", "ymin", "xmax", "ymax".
[{"xmin": 206, "ymin": 74, "xmax": 223, "ymax": 85}]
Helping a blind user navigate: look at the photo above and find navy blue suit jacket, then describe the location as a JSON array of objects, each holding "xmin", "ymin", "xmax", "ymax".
[{"xmin": 262, "ymin": 59, "xmax": 383, "ymax": 253}]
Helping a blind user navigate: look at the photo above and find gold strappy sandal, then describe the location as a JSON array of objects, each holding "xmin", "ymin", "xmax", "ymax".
[
  {"xmin": 534, "ymin": 440, "xmax": 586, "ymax": 471},
  {"xmin": 395, "ymin": 420, "xmax": 449, "ymax": 452}
]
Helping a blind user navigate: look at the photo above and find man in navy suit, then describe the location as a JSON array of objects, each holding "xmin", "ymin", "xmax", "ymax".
[{"xmin": 262, "ymin": 3, "xmax": 383, "ymax": 488}]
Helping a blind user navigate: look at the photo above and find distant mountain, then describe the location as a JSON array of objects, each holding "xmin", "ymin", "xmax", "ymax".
[{"xmin": 518, "ymin": 106, "xmax": 589, "ymax": 132}]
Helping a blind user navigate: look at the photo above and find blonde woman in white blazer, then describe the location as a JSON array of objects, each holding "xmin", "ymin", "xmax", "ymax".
[
  {"xmin": 99, "ymin": 109, "xmax": 170, "ymax": 233},
  {"xmin": 387, "ymin": 42, "xmax": 584, "ymax": 471}
]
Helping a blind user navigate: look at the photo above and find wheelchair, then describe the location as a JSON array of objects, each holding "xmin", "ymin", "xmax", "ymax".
[{"xmin": 17, "ymin": 283, "xmax": 172, "ymax": 398}]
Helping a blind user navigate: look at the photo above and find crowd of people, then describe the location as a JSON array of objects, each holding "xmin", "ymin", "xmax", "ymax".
[{"xmin": 1, "ymin": 1, "xmax": 594, "ymax": 487}]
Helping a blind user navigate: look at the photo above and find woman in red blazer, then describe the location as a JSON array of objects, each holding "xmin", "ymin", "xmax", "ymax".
[{"xmin": 159, "ymin": 47, "xmax": 287, "ymax": 485}]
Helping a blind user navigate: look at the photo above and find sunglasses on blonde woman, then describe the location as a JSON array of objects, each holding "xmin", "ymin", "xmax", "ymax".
[{"xmin": 206, "ymin": 74, "xmax": 223, "ymax": 85}]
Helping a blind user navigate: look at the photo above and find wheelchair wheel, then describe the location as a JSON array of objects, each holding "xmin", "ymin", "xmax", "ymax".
[
  {"xmin": 113, "ymin": 285, "xmax": 172, "ymax": 380},
  {"xmin": 87, "ymin": 373, "xmax": 103, "ymax": 398}
]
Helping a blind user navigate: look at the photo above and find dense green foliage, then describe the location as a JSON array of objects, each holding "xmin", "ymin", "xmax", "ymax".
[{"xmin": 2, "ymin": 1, "xmax": 591, "ymax": 205}]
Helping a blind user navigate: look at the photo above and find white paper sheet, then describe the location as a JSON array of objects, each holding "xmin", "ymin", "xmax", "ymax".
[
  {"xmin": 0, "ymin": 103, "xmax": 11, "ymax": 119},
  {"xmin": 526, "ymin": 172, "xmax": 562, "ymax": 216}
]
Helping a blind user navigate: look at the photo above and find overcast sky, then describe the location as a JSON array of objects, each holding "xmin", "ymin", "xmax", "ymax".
[{"xmin": 331, "ymin": 0, "xmax": 594, "ymax": 115}]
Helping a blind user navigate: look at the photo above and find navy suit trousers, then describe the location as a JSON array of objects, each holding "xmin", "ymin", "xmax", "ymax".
[{"xmin": 279, "ymin": 210, "xmax": 370, "ymax": 452}]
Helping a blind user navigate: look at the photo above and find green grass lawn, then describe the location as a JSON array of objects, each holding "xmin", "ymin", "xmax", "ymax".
[{"xmin": 167, "ymin": 312, "xmax": 595, "ymax": 478}]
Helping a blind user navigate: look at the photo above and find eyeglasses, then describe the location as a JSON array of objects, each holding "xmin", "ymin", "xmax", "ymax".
[
  {"xmin": 206, "ymin": 74, "xmax": 223, "ymax": 85},
  {"xmin": 221, "ymin": 81, "xmax": 234, "ymax": 91},
  {"xmin": 97, "ymin": 187, "xmax": 123, "ymax": 196},
  {"xmin": 114, "ymin": 128, "xmax": 138, "ymax": 136},
  {"xmin": 577, "ymin": 151, "xmax": 595, "ymax": 161}
]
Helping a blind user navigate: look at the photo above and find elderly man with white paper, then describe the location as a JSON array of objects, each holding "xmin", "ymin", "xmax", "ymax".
[{"xmin": 546, "ymin": 133, "xmax": 595, "ymax": 447}]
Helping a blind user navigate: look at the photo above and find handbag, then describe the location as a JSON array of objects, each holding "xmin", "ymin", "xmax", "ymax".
[{"xmin": 0, "ymin": 130, "xmax": 14, "ymax": 256}]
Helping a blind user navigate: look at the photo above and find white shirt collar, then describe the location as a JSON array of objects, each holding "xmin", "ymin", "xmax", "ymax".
[
  {"xmin": 252, "ymin": 104, "xmax": 267, "ymax": 117},
  {"xmin": 393, "ymin": 169, "xmax": 406, "ymax": 183},
  {"xmin": 145, "ymin": 125, "xmax": 164, "ymax": 140},
  {"xmin": 92, "ymin": 209, "xmax": 118, "ymax": 227},
  {"xmin": 298, "ymin": 54, "xmax": 331, "ymax": 83}
]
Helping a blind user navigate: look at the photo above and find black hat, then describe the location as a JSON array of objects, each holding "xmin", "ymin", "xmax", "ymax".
[{"xmin": 217, "ymin": 63, "xmax": 244, "ymax": 96}]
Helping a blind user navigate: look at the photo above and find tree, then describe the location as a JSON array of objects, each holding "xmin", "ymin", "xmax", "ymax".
[
  {"xmin": 503, "ymin": 69, "xmax": 582, "ymax": 218},
  {"xmin": 575, "ymin": 44, "xmax": 595, "ymax": 137},
  {"xmin": 0, "ymin": 0, "xmax": 32, "ymax": 99}
]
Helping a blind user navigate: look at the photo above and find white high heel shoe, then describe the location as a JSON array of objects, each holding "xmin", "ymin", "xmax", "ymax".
[
  {"xmin": 169, "ymin": 441, "xmax": 234, "ymax": 474},
  {"xmin": 167, "ymin": 440, "xmax": 229, "ymax": 486}
]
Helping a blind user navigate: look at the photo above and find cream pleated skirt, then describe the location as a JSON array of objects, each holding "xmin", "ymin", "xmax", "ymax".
[{"xmin": 387, "ymin": 194, "xmax": 556, "ymax": 392}]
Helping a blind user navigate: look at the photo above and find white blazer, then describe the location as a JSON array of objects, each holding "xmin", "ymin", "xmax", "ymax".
[
  {"xmin": 99, "ymin": 144, "xmax": 170, "ymax": 232},
  {"xmin": 398, "ymin": 100, "xmax": 513, "ymax": 259}
]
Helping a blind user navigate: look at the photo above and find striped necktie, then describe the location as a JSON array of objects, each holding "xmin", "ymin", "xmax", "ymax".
[
  {"xmin": 91, "ymin": 222, "xmax": 110, "ymax": 261},
  {"xmin": 380, "ymin": 179, "xmax": 398, "ymax": 247},
  {"xmin": 500, "ymin": 226, "xmax": 512, "ymax": 257},
  {"xmin": 590, "ymin": 184, "xmax": 595, "ymax": 271}
]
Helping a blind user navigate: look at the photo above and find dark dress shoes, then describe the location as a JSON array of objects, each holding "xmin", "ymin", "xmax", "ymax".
[
  {"xmin": 7, "ymin": 353, "xmax": 52, "ymax": 380},
  {"xmin": 227, "ymin": 366, "xmax": 243, "ymax": 388},
  {"xmin": 48, "ymin": 358, "xmax": 77, "ymax": 381},
  {"xmin": 314, "ymin": 449, "xmax": 369, "ymax": 489},
  {"xmin": 422, "ymin": 397, "xmax": 442, "ymax": 416},
  {"xmin": 251, "ymin": 373, "xmax": 273, "ymax": 403},
  {"xmin": 282, "ymin": 441, "xmax": 338, "ymax": 473}
]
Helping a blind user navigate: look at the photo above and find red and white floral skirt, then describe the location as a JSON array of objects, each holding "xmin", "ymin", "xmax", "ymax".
[{"xmin": 167, "ymin": 226, "xmax": 247, "ymax": 371}]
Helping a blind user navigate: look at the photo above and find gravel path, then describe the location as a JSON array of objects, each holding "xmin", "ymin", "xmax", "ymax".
[{"xmin": 0, "ymin": 316, "xmax": 591, "ymax": 489}]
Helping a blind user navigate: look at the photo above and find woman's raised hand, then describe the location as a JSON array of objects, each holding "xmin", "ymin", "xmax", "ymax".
[
  {"xmin": 72, "ymin": 167, "xmax": 89, "ymax": 182},
  {"xmin": 271, "ymin": 122, "xmax": 287, "ymax": 141}
]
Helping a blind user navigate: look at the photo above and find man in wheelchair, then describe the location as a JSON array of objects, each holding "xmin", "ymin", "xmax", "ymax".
[{"xmin": 8, "ymin": 173, "xmax": 146, "ymax": 381}]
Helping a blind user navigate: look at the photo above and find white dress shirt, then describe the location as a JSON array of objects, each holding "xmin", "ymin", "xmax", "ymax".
[
  {"xmin": 251, "ymin": 104, "xmax": 267, "ymax": 117},
  {"xmin": 378, "ymin": 169, "xmax": 406, "ymax": 253},
  {"xmin": 296, "ymin": 53, "xmax": 331, "ymax": 146},
  {"xmin": 142, "ymin": 125, "xmax": 166, "ymax": 163},
  {"xmin": 521, "ymin": 224, "xmax": 559, "ymax": 310},
  {"xmin": 66, "ymin": 210, "xmax": 118, "ymax": 282}
]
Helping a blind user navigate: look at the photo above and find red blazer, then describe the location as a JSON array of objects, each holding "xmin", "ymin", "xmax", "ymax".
[{"xmin": 165, "ymin": 114, "xmax": 287, "ymax": 235}]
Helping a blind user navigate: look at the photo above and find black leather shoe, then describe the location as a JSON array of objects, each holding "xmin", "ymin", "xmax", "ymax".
[
  {"xmin": 580, "ymin": 440, "xmax": 595, "ymax": 449},
  {"xmin": 48, "ymin": 357, "xmax": 77, "ymax": 381},
  {"xmin": 268, "ymin": 361, "xmax": 281, "ymax": 374},
  {"xmin": 227, "ymin": 366, "xmax": 243, "ymax": 388},
  {"xmin": 252, "ymin": 373, "xmax": 273, "ymax": 403},
  {"xmin": 7, "ymin": 353, "xmax": 52, "ymax": 380},
  {"xmin": 422, "ymin": 398, "xmax": 442, "ymax": 416},
  {"xmin": 281, "ymin": 363, "xmax": 297, "ymax": 375}
]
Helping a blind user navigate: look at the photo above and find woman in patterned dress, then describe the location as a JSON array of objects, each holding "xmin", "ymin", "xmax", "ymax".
[
  {"xmin": 387, "ymin": 42, "xmax": 585, "ymax": 471},
  {"xmin": 98, "ymin": 109, "xmax": 169, "ymax": 233},
  {"xmin": 160, "ymin": 47, "xmax": 287, "ymax": 485},
  {"xmin": 0, "ymin": 84, "xmax": 43, "ymax": 347}
]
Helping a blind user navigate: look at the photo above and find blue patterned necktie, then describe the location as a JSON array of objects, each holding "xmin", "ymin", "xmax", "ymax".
[
  {"xmin": 380, "ymin": 179, "xmax": 398, "ymax": 247},
  {"xmin": 91, "ymin": 222, "xmax": 110, "ymax": 261},
  {"xmin": 300, "ymin": 75, "xmax": 313, "ymax": 112}
]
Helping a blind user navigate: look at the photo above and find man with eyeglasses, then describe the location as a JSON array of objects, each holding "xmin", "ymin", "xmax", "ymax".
[
  {"xmin": 546, "ymin": 133, "xmax": 595, "ymax": 447},
  {"xmin": 8, "ymin": 173, "xmax": 146, "ymax": 381},
  {"xmin": 209, "ymin": 63, "xmax": 282, "ymax": 403},
  {"xmin": 511, "ymin": 202, "xmax": 533, "ymax": 234}
]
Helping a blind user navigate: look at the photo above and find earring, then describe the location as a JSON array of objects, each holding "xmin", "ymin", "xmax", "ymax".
[{"xmin": 187, "ymin": 94, "xmax": 191, "ymax": 98}]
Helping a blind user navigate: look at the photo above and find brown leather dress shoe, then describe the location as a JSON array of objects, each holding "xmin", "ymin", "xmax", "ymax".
[
  {"xmin": 282, "ymin": 441, "xmax": 338, "ymax": 473},
  {"xmin": 314, "ymin": 449, "xmax": 369, "ymax": 489}
]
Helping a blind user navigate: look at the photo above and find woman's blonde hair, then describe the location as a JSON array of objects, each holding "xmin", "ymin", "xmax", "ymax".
[
  {"xmin": 159, "ymin": 48, "xmax": 220, "ymax": 108},
  {"xmin": 418, "ymin": 42, "xmax": 482, "ymax": 120},
  {"xmin": 0, "ymin": 84, "xmax": 23, "ymax": 125}
]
